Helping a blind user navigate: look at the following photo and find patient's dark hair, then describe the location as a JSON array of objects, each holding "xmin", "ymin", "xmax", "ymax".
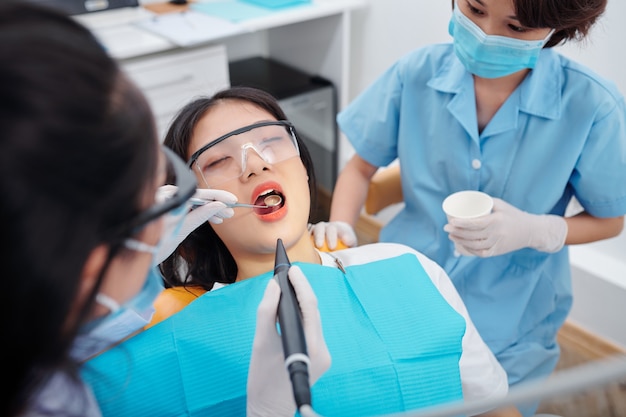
[{"xmin": 162, "ymin": 86, "xmax": 317, "ymax": 290}]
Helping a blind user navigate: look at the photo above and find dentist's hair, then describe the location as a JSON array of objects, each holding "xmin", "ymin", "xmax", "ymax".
[
  {"xmin": 161, "ymin": 86, "xmax": 317, "ymax": 290},
  {"xmin": 0, "ymin": 2, "xmax": 158, "ymax": 415}
]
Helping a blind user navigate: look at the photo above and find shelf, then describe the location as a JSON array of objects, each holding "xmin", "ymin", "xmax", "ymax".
[{"xmin": 75, "ymin": 0, "xmax": 366, "ymax": 60}]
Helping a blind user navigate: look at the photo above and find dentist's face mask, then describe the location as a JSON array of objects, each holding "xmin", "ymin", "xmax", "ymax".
[
  {"xmin": 71, "ymin": 243, "xmax": 163, "ymax": 362},
  {"xmin": 71, "ymin": 147, "xmax": 196, "ymax": 362},
  {"xmin": 448, "ymin": 3, "xmax": 554, "ymax": 79}
]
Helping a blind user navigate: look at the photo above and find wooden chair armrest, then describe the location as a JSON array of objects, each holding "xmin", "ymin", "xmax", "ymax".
[{"xmin": 364, "ymin": 164, "xmax": 403, "ymax": 215}]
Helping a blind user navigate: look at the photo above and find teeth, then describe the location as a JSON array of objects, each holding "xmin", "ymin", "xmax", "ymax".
[{"xmin": 259, "ymin": 189, "xmax": 275, "ymax": 197}]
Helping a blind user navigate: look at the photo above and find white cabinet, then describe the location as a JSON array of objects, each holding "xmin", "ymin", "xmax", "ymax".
[
  {"xmin": 121, "ymin": 45, "xmax": 230, "ymax": 140},
  {"xmin": 79, "ymin": 0, "xmax": 367, "ymax": 155}
]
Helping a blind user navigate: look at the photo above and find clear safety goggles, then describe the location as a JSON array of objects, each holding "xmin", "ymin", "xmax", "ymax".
[
  {"xmin": 109, "ymin": 146, "xmax": 197, "ymax": 242},
  {"xmin": 187, "ymin": 121, "xmax": 300, "ymax": 188}
]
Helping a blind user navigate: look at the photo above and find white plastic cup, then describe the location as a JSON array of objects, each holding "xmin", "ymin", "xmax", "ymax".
[
  {"xmin": 442, "ymin": 190, "xmax": 493, "ymax": 220},
  {"xmin": 443, "ymin": 191, "xmax": 493, "ymax": 257}
]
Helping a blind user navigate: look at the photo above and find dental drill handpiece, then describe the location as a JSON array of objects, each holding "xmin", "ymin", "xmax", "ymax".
[{"xmin": 274, "ymin": 238, "xmax": 312, "ymax": 410}]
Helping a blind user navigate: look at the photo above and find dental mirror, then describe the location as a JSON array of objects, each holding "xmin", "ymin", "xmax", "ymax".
[{"xmin": 262, "ymin": 194, "xmax": 282, "ymax": 207}]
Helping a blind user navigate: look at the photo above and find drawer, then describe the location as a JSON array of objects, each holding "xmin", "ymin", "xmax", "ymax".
[{"xmin": 121, "ymin": 44, "xmax": 230, "ymax": 138}]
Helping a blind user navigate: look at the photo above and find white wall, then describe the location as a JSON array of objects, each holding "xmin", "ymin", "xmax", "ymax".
[
  {"xmin": 348, "ymin": 1, "xmax": 626, "ymax": 99},
  {"xmin": 557, "ymin": 1, "xmax": 626, "ymax": 97},
  {"xmin": 347, "ymin": 0, "xmax": 626, "ymax": 348},
  {"xmin": 347, "ymin": 1, "xmax": 451, "ymax": 102}
]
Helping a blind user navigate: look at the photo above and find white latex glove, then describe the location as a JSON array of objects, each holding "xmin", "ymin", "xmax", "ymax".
[
  {"xmin": 443, "ymin": 197, "xmax": 568, "ymax": 258},
  {"xmin": 155, "ymin": 186, "xmax": 237, "ymax": 263},
  {"xmin": 247, "ymin": 266, "xmax": 331, "ymax": 417},
  {"xmin": 308, "ymin": 221, "xmax": 357, "ymax": 250}
]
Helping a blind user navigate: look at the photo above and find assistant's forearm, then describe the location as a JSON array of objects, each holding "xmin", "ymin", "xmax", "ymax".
[
  {"xmin": 329, "ymin": 156, "xmax": 377, "ymax": 226},
  {"xmin": 329, "ymin": 172, "xmax": 369, "ymax": 226},
  {"xmin": 564, "ymin": 212, "xmax": 624, "ymax": 245}
]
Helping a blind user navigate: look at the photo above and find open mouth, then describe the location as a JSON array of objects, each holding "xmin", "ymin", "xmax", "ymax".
[{"xmin": 253, "ymin": 189, "xmax": 285, "ymax": 215}]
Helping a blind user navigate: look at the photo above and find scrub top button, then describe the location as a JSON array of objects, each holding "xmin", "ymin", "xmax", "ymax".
[{"xmin": 471, "ymin": 159, "xmax": 482, "ymax": 169}]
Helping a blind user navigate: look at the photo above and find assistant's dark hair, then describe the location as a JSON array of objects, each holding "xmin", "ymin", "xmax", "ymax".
[
  {"xmin": 0, "ymin": 2, "xmax": 158, "ymax": 416},
  {"xmin": 162, "ymin": 86, "xmax": 317, "ymax": 291},
  {"xmin": 451, "ymin": 0, "xmax": 607, "ymax": 47},
  {"xmin": 515, "ymin": 0, "xmax": 607, "ymax": 47}
]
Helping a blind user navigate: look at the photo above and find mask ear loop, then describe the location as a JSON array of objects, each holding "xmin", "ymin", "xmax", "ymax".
[
  {"xmin": 92, "ymin": 241, "xmax": 131, "ymax": 315},
  {"xmin": 93, "ymin": 239, "xmax": 158, "ymax": 314},
  {"xmin": 95, "ymin": 293, "xmax": 121, "ymax": 313},
  {"xmin": 124, "ymin": 238, "xmax": 159, "ymax": 255},
  {"xmin": 542, "ymin": 28, "xmax": 556, "ymax": 44}
]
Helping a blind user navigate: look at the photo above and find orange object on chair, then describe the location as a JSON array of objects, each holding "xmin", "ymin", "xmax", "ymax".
[
  {"xmin": 145, "ymin": 285, "xmax": 206, "ymax": 329},
  {"xmin": 316, "ymin": 239, "xmax": 349, "ymax": 252}
]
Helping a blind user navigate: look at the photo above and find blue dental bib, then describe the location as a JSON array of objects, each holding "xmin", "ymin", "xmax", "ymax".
[{"xmin": 82, "ymin": 253, "xmax": 465, "ymax": 416}]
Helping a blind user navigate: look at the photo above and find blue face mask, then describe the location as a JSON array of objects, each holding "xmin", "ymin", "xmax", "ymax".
[
  {"xmin": 448, "ymin": 4, "xmax": 554, "ymax": 78},
  {"xmin": 71, "ymin": 239, "xmax": 165, "ymax": 362}
]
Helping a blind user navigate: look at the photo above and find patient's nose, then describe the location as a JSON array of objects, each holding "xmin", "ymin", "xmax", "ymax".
[{"xmin": 241, "ymin": 146, "xmax": 271, "ymax": 179}]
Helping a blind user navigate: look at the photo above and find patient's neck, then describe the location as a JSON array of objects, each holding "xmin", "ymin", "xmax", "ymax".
[{"xmin": 234, "ymin": 234, "xmax": 320, "ymax": 282}]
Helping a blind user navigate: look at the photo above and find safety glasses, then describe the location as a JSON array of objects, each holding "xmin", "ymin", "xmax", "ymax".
[{"xmin": 187, "ymin": 121, "xmax": 299, "ymax": 188}]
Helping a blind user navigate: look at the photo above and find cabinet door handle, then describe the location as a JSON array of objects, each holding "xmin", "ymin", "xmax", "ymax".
[{"xmin": 142, "ymin": 74, "xmax": 195, "ymax": 91}]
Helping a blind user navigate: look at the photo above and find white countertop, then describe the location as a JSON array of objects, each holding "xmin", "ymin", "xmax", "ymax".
[{"xmin": 74, "ymin": 0, "xmax": 366, "ymax": 60}]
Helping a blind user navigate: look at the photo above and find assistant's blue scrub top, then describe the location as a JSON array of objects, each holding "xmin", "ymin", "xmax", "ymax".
[{"xmin": 338, "ymin": 43, "xmax": 626, "ymax": 386}]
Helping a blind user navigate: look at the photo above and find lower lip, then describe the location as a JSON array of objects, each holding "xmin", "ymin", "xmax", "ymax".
[{"xmin": 255, "ymin": 203, "xmax": 287, "ymax": 221}]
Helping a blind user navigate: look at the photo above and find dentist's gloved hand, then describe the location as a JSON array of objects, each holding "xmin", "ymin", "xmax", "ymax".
[
  {"xmin": 247, "ymin": 266, "xmax": 331, "ymax": 417},
  {"xmin": 444, "ymin": 198, "xmax": 568, "ymax": 258},
  {"xmin": 308, "ymin": 221, "xmax": 357, "ymax": 250},
  {"xmin": 155, "ymin": 186, "xmax": 237, "ymax": 264}
]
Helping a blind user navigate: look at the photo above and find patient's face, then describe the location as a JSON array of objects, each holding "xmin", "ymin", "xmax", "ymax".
[{"xmin": 189, "ymin": 99, "xmax": 311, "ymax": 268}]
